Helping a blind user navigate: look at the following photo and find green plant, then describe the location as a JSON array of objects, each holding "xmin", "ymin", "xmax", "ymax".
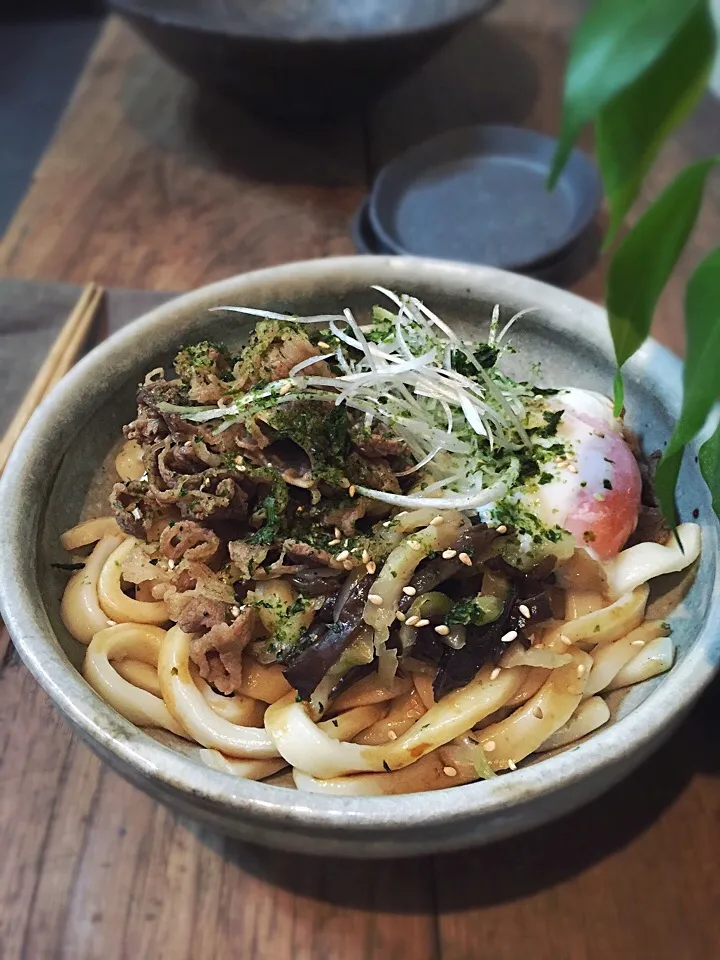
[{"xmin": 550, "ymin": 0, "xmax": 720, "ymax": 525}]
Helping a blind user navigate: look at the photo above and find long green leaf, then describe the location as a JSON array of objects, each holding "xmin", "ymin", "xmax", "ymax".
[
  {"xmin": 699, "ymin": 421, "xmax": 720, "ymax": 521},
  {"xmin": 549, "ymin": 0, "xmax": 701, "ymax": 185},
  {"xmin": 597, "ymin": 4, "xmax": 715, "ymax": 240},
  {"xmin": 607, "ymin": 158, "xmax": 719, "ymax": 412},
  {"xmin": 655, "ymin": 248, "xmax": 720, "ymax": 523}
]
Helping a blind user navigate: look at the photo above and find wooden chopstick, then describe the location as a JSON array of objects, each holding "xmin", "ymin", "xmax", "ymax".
[{"xmin": 0, "ymin": 282, "xmax": 105, "ymax": 476}]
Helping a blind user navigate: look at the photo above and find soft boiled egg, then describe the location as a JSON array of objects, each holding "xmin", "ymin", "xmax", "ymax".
[{"xmin": 521, "ymin": 388, "xmax": 642, "ymax": 561}]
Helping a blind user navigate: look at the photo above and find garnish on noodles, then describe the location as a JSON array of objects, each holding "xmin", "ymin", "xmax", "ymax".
[{"xmin": 58, "ymin": 290, "xmax": 701, "ymax": 795}]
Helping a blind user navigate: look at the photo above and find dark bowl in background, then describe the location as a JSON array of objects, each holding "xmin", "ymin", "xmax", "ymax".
[{"xmin": 108, "ymin": 0, "xmax": 500, "ymax": 122}]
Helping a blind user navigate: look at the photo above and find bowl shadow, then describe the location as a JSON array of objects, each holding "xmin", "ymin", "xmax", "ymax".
[{"xmin": 184, "ymin": 674, "xmax": 720, "ymax": 915}]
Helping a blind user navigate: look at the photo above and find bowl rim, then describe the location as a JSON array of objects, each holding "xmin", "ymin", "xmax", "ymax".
[
  {"xmin": 0, "ymin": 254, "xmax": 717, "ymax": 839},
  {"xmin": 108, "ymin": 0, "xmax": 499, "ymax": 43}
]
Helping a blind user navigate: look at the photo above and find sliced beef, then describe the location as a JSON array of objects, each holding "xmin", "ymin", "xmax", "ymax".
[
  {"xmin": 189, "ymin": 606, "xmax": 257, "ymax": 694},
  {"xmin": 284, "ymin": 538, "xmax": 359, "ymax": 570},
  {"xmin": 350, "ymin": 423, "xmax": 411, "ymax": 460},
  {"xmin": 321, "ymin": 498, "xmax": 370, "ymax": 537},
  {"xmin": 159, "ymin": 521, "xmax": 220, "ymax": 563},
  {"xmin": 178, "ymin": 597, "xmax": 227, "ymax": 633},
  {"xmin": 234, "ymin": 320, "xmax": 332, "ymax": 390},
  {"xmin": 228, "ymin": 540, "xmax": 270, "ymax": 578}
]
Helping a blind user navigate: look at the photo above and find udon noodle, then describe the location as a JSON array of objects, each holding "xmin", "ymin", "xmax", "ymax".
[{"xmin": 58, "ymin": 290, "xmax": 701, "ymax": 795}]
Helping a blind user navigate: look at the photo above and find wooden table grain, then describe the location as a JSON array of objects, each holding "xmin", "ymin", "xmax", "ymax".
[{"xmin": 2, "ymin": 3, "xmax": 720, "ymax": 958}]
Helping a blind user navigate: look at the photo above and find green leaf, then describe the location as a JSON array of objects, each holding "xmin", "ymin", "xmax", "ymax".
[
  {"xmin": 656, "ymin": 248, "xmax": 720, "ymax": 523},
  {"xmin": 549, "ymin": 0, "xmax": 702, "ymax": 185},
  {"xmin": 699, "ymin": 421, "xmax": 720, "ymax": 521},
  {"xmin": 597, "ymin": 4, "xmax": 715, "ymax": 240},
  {"xmin": 607, "ymin": 158, "xmax": 719, "ymax": 380}
]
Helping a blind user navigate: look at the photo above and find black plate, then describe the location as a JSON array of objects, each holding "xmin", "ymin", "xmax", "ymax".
[
  {"xmin": 351, "ymin": 196, "xmax": 601, "ymax": 289},
  {"xmin": 368, "ymin": 124, "xmax": 601, "ymax": 271}
]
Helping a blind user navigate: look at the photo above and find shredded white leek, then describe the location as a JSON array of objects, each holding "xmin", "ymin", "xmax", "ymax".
[{"xmin": 201, "ymin": 290, "xmax": 544, "ymax": 513}]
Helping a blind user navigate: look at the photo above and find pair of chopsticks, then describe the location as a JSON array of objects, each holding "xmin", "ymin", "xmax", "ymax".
[{"xmin": 0, "ymin": 282, "xmax": 105, "ymax": 477}]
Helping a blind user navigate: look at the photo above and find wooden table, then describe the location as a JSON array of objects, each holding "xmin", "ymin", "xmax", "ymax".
[{"xmin": 2, "ymin": 3, "xmax": 720, "ymax": 958}]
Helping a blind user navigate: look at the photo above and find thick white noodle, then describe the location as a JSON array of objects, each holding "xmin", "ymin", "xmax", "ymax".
[
  {"xmin": 60, "ymin": 517, "xmax": 123, "ymax": 551},
  {"xmin": 352, "ymin": 688, "xmax": 426, "ymax": 745},
  {"xmin": 158, "ymin": 626, "xmax": 279, "ymax": 758},
  {"xmin": 604, "ymin": 523, "xmax": 701, "ymax": 599},
  {"xmin": 191, "ymin": 666, "xmax": 267, "ymax": 727},
  {"xmin": 542, "ymin": 585, "xmax": 649, "ymax": 651},
  {"xmin": 584, "ymin": 620, "xmax": 669, "ymax": 696},
  {"xmin": 264, "ymin": 665, "xmax": 524, "ymax": 779},
  {"xmin": 330, "ymin": 673, "xmax": 413, "ymax": 713},
  {"xmin": 61, "ymin": 534, "xmax": 124, "ymax": 644},
  {"xmin": 318, "ymin": 704, "xmax": 387, "ymax": 741},
  {"xmin": 98, "ymin": 537, "xmax": 170, "ymax": 625},
  {"xmin": 293, "ymin": 752, "xmax": 477, "ymax": 796},
  {"xmin": 477, "ymin": 649, "xmax": 593, "ymax": 770},
  {"xmin": 115, "ymin": 439, "xmax": 145, "ymax": 481},
  {"xmin": 199, "ymin": 750, "xmax": 288, "ymax": 781},
  {"xmin": 114, "ymin": 658, "xmax": 162, "ymax": 696},
  {"xmin": 606, "ymin": 634, "xmax": 674, "ymax": 689},
  {"xmin": 83, "ymin": 623, "xmax": 189, "ymax": 738},
  {"xmin": 535, "ymin": 696, "xmax": 611, "ymax": 752}
]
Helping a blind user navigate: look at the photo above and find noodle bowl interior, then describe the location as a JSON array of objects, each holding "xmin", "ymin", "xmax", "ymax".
[{"xmin": 58, "ymin": 290, "xmax": 701, "ymax": 797}]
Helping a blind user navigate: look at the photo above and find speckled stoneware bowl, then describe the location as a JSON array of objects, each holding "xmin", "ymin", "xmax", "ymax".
[{"xmin": 1, "ymin": 257, "xmax": 717, "ymax": 858}]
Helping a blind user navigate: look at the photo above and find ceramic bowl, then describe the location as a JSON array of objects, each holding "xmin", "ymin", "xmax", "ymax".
[
  {"xmin": 0, "ymin": 256, "xmax": 717, "ymax": 858},
  {"xmin": 108, "ymin": 0, "xmax": 499, "ymax": 121}
]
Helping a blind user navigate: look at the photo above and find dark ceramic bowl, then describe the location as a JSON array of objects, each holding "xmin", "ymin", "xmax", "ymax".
[{"xmin": 107, "ymin": 0, "xmax": 500, "ymax": 121}]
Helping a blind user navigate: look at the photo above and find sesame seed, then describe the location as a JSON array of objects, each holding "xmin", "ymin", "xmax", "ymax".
[
  {"xmin": 328, "ymin": 539, "xmax": 341, "ymax": 546},
  {"xmin": 278, "ymin": 381, "xmax": 293, "ymax": 396},
  {"xmin": 484, "ymin": 740, "xmax": 496, "ymax": 752},
  {"xmin": 508, "ymin": 759, "xmax": 518, "ymax": 771},
  {"xmin": 131, "ymin": 507, "xmax": 142, "ymax": 520},
  {"xmin": 577, "ymin": 664, "xmax": 586, "ymax": 677},
  {"xmin": 435, "ymin": 625, "xmax": 450, "ymax": 636},
  {"xmin": 430, "ymin": 516, "xmax": 444, "ymax": 526},
  {"xmin": 362, "ymin": 549, "xmax": 370, "ymax": 563},
  {"xmin": 458, "ymin": 552, "xmax": 473, "ymax": 566},
  {"xmin": 568, "ymin": 463, "xmax": 579, "ymax": 474},
  {"xmin": 387, "ymin": 730, "xmax": 398, "ymax": 740},
  {"xmin": 408, "ymin": 540, "xmax": 422, "ymax": 551},
  {"xmin": 518, "ymin": 603, "xmax": 531, "ymax": 619},
  {"xmin": 443, "ymin": 766, "xmax": 458, "ymax": 777},
  {"xmin": 383, "ymin": 520, "xmax": 392, "ymax": 527},
  {"xmin": 442, "ymin": 549, "xmax": 457, "ymax": 559},
  {"xmin": 334, "ymin": 527, "xmax": 342, "ymax": 539},
  {"xmin": 366, "ymin": 561, "xmax": 377, "ymax": 574},
  {"xmin": 402, "ymin": 586, "xmax": 417, "ymax": 596},
  {"xmin": 593, "ymin": 492, "xmax": 605, "ymax": 502},
  {"xmin": 348, "ymin": 485, "xmax": 357, "ymax": 498},
  {"xmin": 335, "ymin": 550, "xmax": 350, "ymax": 561},
  {"xmin": 559, "ymin": 634, "xmax": 572, "ymax": 646},
  {"xmin": 368, "ymin": 594, "xmax": 383, "ymax": 606},
  {"xmin": 296, "ymin": 505, "xmax": 303, "ymax": 512},
  {"xmin": 415, "ymin": 618, "xmax": 430, "ymax": 628},
  {"xmin": 490, "ymin": 667, "xmax": 501, "ymax": 680},
  {"xmin": 230, "ymin": 605, "xmax": 240, "ymax": 617},
  {"xmin": 317, "ymin": 341, "xmax": 330, "ymax": 350},
  {"xmin": 496, "ymin": 524, "xmax": 507, "ymax": 534},
  {"xmin": 631, "ymin": 639, "xmax": 645, "ymax": 647},
  {"xmin": 343, "ymin": 560, "xmax": 354, "ymax": 571},
  {"xmin": 167, "ymin": 558, "xmax": 175, "ymax": 570},
  {"xmin": 395, "ymin": 610, "xmax": 406, "ymax": 622},
  {"xmin": 501, "ymin": 630, "xmax": 518, "ymax": 644},
  {"xmin": 405, "ymin": 615, "xmax": 420, "ymax": 627},
  {"xmin": 533, "ymin": 706, "xmax": 544, "ymax": 719}
]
